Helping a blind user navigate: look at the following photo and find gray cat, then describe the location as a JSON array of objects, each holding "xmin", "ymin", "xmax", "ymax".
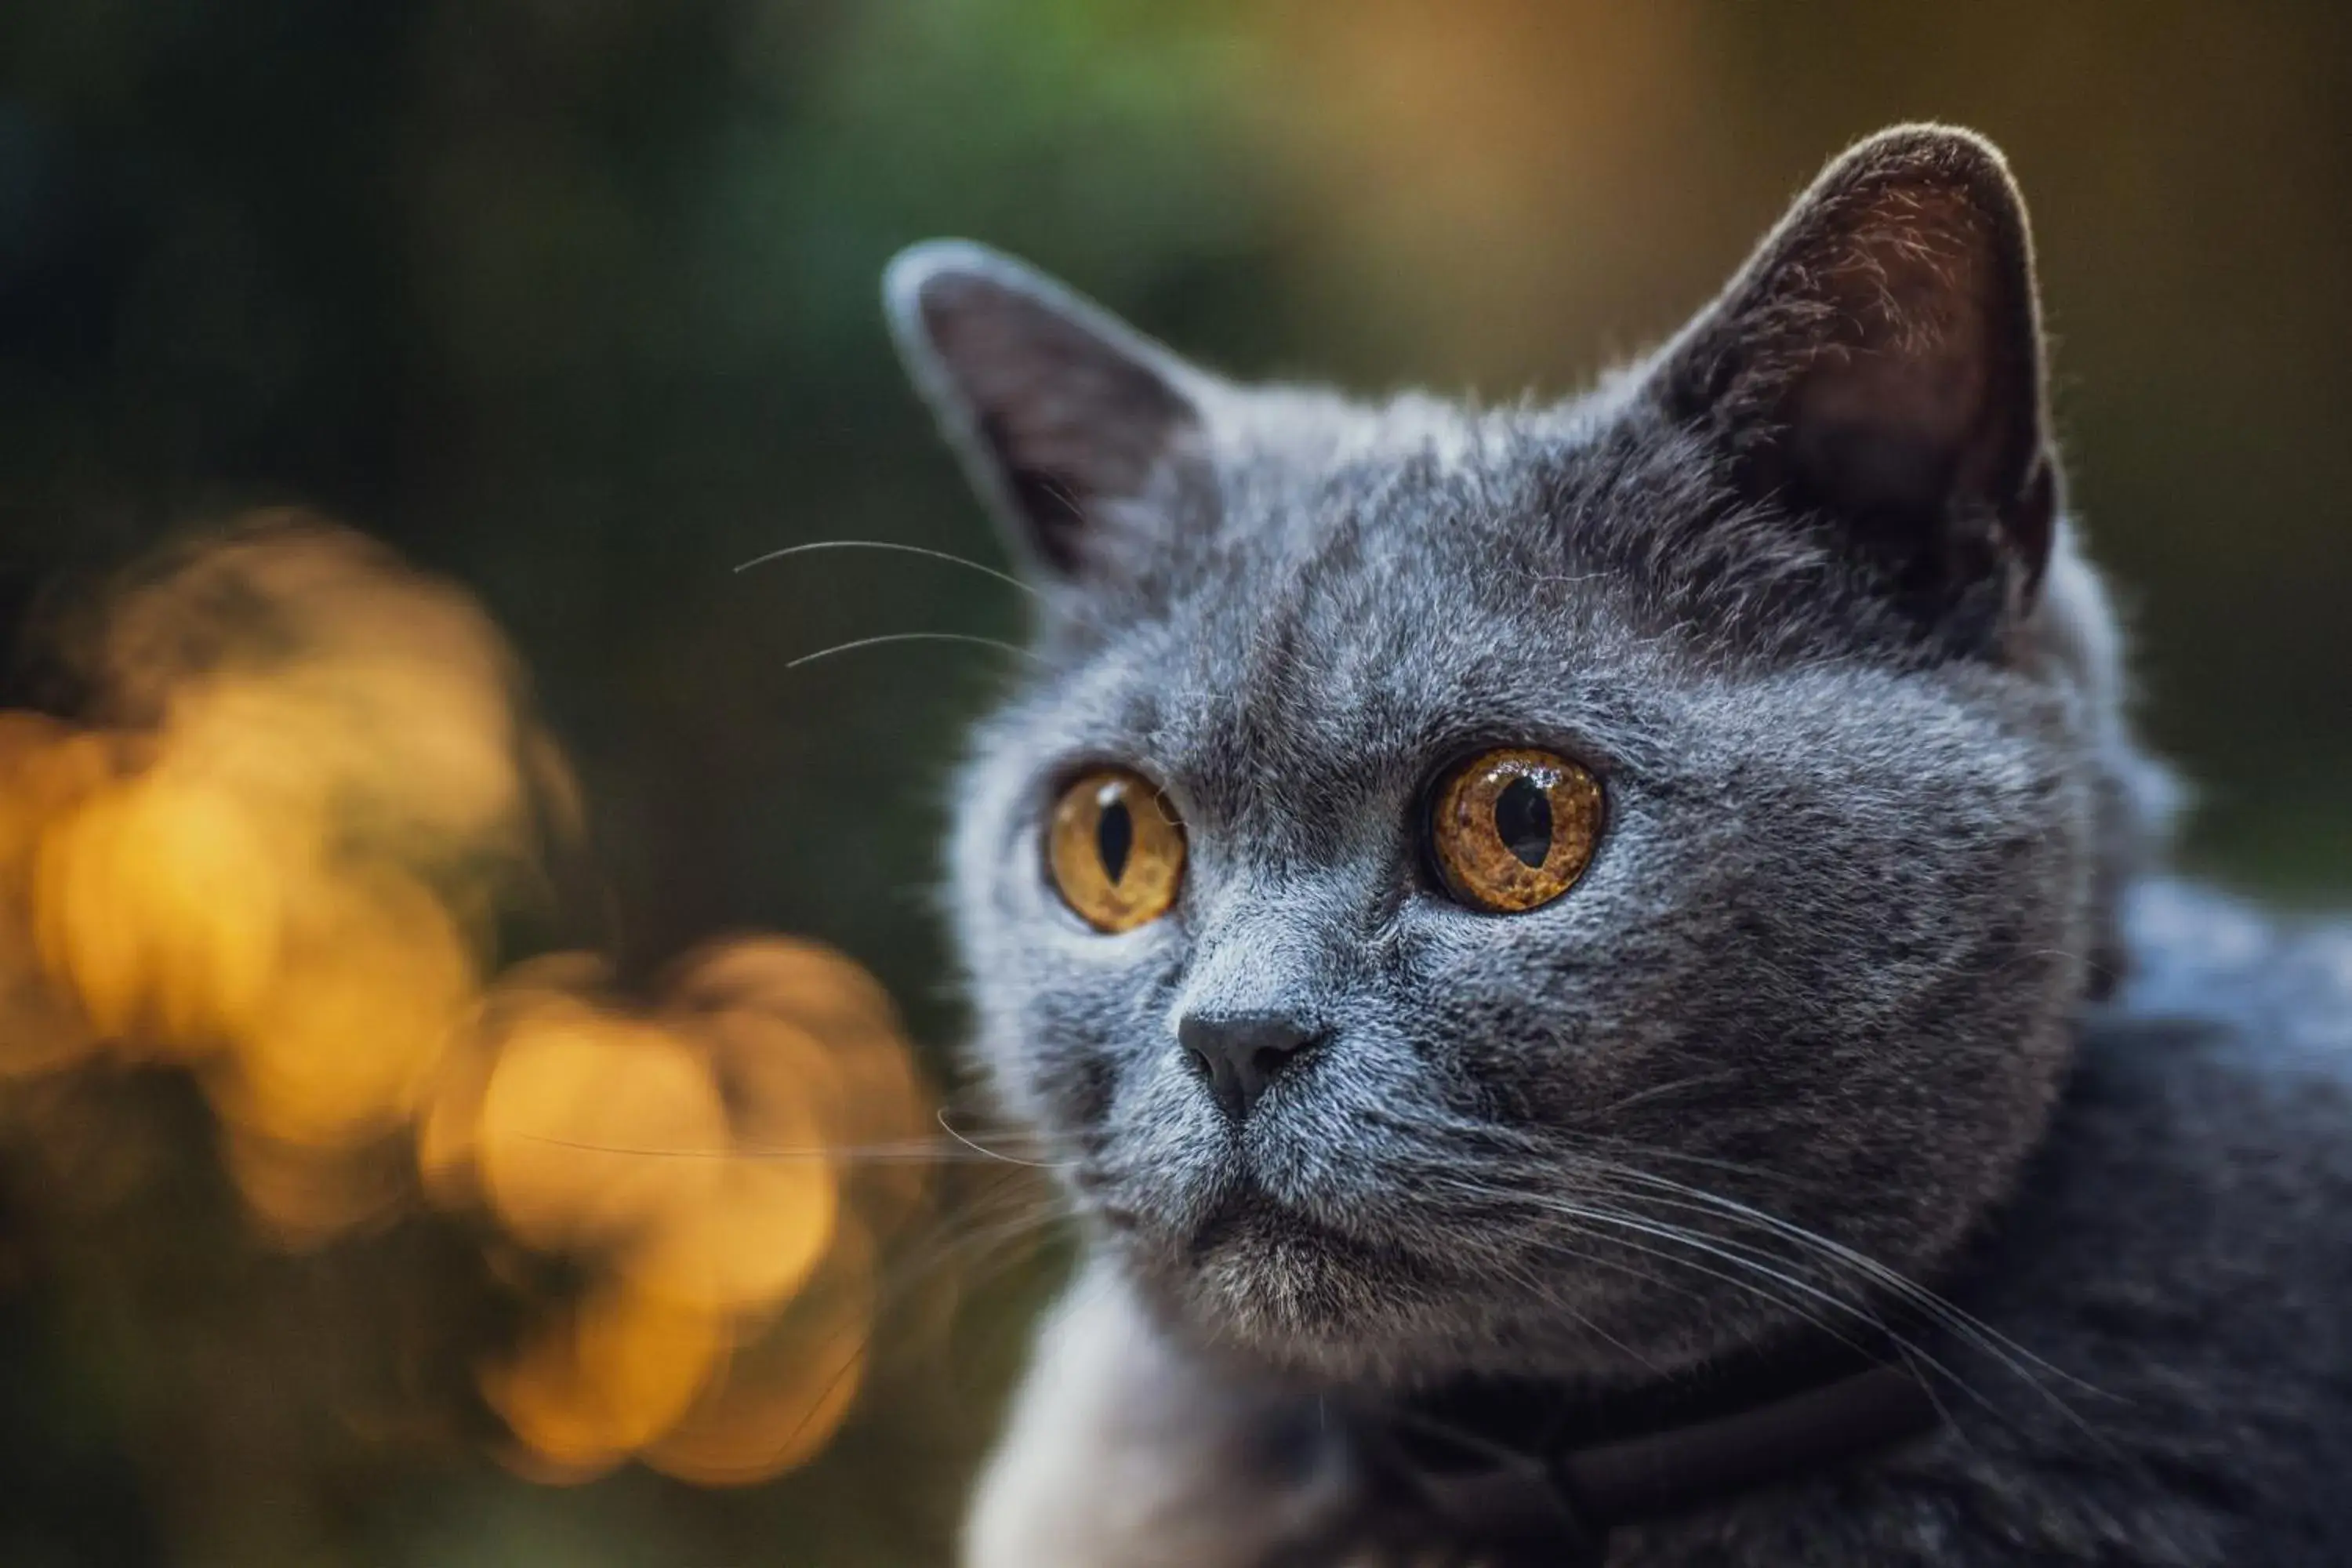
[{"xmin": 885, "ymin": 125, "xmax": 2352, "ymax": 1566}]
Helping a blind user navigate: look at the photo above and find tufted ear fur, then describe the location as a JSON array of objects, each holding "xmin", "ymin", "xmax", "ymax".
[
  {"xmin": 1648, "ymin": 125, "xmax": 2058, "ymax": 632},
  {"xmin": 885, "ymin": 241, "xmax": 1214, "ymax": 587}
]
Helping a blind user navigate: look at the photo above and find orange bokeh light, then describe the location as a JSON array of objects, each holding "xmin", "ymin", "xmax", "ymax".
[{"xmin": 0, "ymin": 515, "xmax": 931, "ymax": 1481}]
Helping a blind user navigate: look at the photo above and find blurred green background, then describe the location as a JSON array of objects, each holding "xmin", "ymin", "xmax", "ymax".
[{"xmin": 0, "ymin": 2, "xmax": 2347, "ymax": 1563}]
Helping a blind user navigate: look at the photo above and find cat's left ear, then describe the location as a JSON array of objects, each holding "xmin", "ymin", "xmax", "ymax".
[
  {"xmin": 1647, "ymin": 125, "xmax": 2057, "ymax": 611},
  {"xmin": 884, "ymin": 241, "xmax": 1217, "ymax": 589}
]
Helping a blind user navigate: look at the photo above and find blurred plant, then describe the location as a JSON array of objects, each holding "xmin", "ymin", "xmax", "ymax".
[{"xmin": 0, "ymin": 514, "xmax": 931, "ymax": 1486}]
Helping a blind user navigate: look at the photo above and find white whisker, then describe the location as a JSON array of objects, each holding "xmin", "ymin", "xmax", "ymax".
[
  {"xmin": 734, "ymin": 538, "xmax": 1044, "ymax": 601},
  {"xmin": 936, "ymin": 1105, "xmax": 1076, "ymax": 1169},
  {"xmin": 785, "ymin": 630, "xmax": 1042, "ymax": 671},
  {"xmin": 1573, "ymin": 1157, "xmax": 2106, "ymax": 1407},
  {"xmin": 510, "ymin": 1131, "xmax": 1057, "ymax": 1165},
  {"xmin": 1425, "ymin": 1174, "xmax": 2003, "ymax": 1417}
]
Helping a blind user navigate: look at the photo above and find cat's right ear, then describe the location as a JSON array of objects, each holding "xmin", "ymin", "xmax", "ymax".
[
  {"xmin": 884, "ymin": 241, "xmax": 1215, "ymax": 587},
  {"xmin": 1641, "ymin": 127, "xmax": 2058, "ymax": 625}
]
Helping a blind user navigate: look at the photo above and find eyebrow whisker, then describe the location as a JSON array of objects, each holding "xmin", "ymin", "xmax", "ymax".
[
  {"xmin": 735, "ymin": 538, "xmax": 1045, "ymax": 601},
  {"xmin": 784, "ymin": 630, "xmax": 1042, "ymax": 671}
]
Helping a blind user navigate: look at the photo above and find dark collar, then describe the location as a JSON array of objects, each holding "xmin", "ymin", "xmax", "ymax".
[{"xmin": 1344, "ymin": 1345, "xmax": 1941, "ymax": 1566}]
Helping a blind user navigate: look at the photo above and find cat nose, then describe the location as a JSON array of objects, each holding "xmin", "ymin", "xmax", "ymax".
[{"xmin": 1178, "ymin": 1010, "xmax": 1322, "ymax": 1122}]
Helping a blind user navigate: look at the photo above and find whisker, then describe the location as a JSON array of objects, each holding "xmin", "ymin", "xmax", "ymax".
[
  {"xmin": 936, "ymin": 1105, "xmax": 1077, "ymax": 1169},
  {"xmin": 1482, "ymin": 1167, "xmax": 2113, "ymax": 1440},
  {"xmin": 506, "ymin": 1131, "xmax": 1062, "ymax": 1165},
  {"xmin": 1573, "ymin": 1160, "xmax": 2107, "ymax": 1406},
  {"xmin": 1471, "ymin": 1122, "xmax": 1800, "ymax": 1189},
  {"xmin": 1483, "ymin": 1247, "xmax": 1674, "ymax": 1378},
  {"xmin": 1483, "ymin": 1128, "xmax": 2107, "ymax": 1419},
  {"xmin": 1425, "ymin": 1171, "xmax": 1874, "ymax": 1339},
  {"xmin": 776, "ymin": 1184, "xmax": 1070, "ymax": 1454},
  {"xmin": 1577, "ymin": 1069, "xmax": 1744, "ymax": 1120},
  {"xmin": 1511, "ymin": 1202, "xmax": 1888, "ymax": 1370},
  {"xmin": 1425, "ymin": 1175, "xmax": 2002, "ymax": 1417},
  {"xmin": 733, "ymin": 539, "xmax": 1044, "ymax": 602},
  {"xmin": 784, "ymin": 630, "xmax": 1042, "ymax": 671}
]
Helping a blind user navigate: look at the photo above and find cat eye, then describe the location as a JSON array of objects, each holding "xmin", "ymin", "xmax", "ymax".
[
  {"xmin": 1047, "ymin": 768, "xmax": 1186, "ymax": 933},
  {"xmin": 1426, "ymin": 748, "xmax": 1603, "ymax": 913}
]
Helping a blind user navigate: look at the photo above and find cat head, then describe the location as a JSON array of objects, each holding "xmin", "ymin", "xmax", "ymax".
[{"xmin": 891, "ymin": 126, "xmax": 2169, "ymax": 1387}]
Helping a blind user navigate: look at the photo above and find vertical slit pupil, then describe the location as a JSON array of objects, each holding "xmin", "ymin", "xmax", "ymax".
[
  {"xmin": 1494, "ymin": 776, "xmax": 1552, "ymax": 868},
  {"xmin": 1097, "ymin": 798, "xmax": 1134, "ymax": 885}
]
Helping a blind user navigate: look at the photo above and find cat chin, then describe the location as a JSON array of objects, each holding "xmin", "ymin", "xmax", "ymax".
[
  {"xmin": 1090, "ymin": 1150, "xmax": 1759, "ymax": 1386},
  {"xmin": 1106, "ymin": 1196, "xmax": 1504, "ymax": 1385},
  {"xmin": 1163, "ymin": 1261, "xmax": 1436, "ymax": 1385},
  {"xmin": 1149, "ymin": 1250, "xmax": 1732, "ymax": 1391},
  {"xmin": 1104, "ymin": 1195, "xmax": 1745, "ymax": 1388},
  {"xmin": 1148, "ymin": 1256, "xmax": 1605, "ymax": 1389}
]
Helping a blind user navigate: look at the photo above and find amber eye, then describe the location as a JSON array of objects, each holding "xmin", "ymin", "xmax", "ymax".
[
  {"xmin": 1426, "ymin": 747, "xmax": 1603, "ymax": 913},
  {"xmin": 1047, "ymin": 768, "xmax": 1186, "ymax": 933}
]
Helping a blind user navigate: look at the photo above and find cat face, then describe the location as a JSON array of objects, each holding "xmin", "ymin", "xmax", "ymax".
[{"xmin": 894, "ymin": 127, "xmax": 2158, "ymax": 1387}]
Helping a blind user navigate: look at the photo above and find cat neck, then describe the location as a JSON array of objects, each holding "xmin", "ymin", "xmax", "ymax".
[{"xmin": 1337, "ymin": 1319, "xmax": 1943, "ymax": 1566}]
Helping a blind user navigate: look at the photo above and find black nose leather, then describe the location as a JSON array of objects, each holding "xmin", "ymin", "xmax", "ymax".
[{"xmin": 1178, "ymin": 1011, "xmax": 1320, "ymax": 1122}]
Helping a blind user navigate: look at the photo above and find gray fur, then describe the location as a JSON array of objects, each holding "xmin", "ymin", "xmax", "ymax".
[{"xmin": 892, "ymin": 125, "xmax": 2352, "ymax": 1564}]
